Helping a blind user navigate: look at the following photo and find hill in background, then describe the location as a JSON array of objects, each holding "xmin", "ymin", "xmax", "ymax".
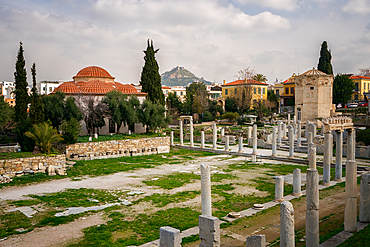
[{"xmin": 161, "ymin": 66, "xmax": 212, "ymax": 87}]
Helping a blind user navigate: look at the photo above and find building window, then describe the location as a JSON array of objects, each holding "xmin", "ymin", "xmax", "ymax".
[
  {"xmin": 254, "ymin": 88, "xmax": 256, "ymax": 94},
  {"xmin": 180, "ymin": 92, "xmax": 183, "ymax": 96},
  {"xmin": 276, "ymin": 89, "xmax": 280, "ymax": 96},
  {"xmin": 234, "ymin": 88, "xmax": 237, "ymax": 94},
  {"xmin": 285, "ymin": 87, "xmax": 289, "ymax": 94},
  {"xmin": 263, "ymin": 88, "xmax": 266, "ymax": 94},
  {"xmin": 49, "ymin": 87, "xmax": 52, "ymax": 92},
  {"xmin": 354, "ymin": 95, "xmax": 358, "ymax": 100},
  {"xmin": 290, "ymin": 87, "xmax": 294, "ymax": 94},
  {"xmin": 310, "ymin": 87, "xmax": 314, "ymax": 90},
  {"xmin": 43, "ymin": 87, "xmax": 46, "ymax": 91},
  {"xmin": 355, "ymin": 83, "xmax": 358, "ymax": 91},
  {"xmin": 297, "ymin": 108, "xmax": 301, "ymax": 121},
  {"xmin": 258, "ymin": 88, "xmax": 261, "ymax": 94},
  {"xmin": 225, "ymin": 89, "xmax": 228, "ymax": 95},
  {"xmin": 174, "ymin": 91, "xmax": 177, "ymax": 95}
]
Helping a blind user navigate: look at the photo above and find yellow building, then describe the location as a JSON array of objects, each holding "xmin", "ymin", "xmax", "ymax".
[
  {"xmin": 351, "ymin": 75, "xmax": 370, "ymax": 101},
  {"xmin": 222, "ymin": 79, "xmax": 268, "ymax": 106}
]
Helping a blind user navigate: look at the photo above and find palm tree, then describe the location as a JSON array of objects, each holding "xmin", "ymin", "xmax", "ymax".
[
  {"xmin": 252, "ymin": 74, "xmax": 268, "ymax": 82},
  {"xmin": 25, "ymin": 122, "xmax": 63, "ymax": 154}
]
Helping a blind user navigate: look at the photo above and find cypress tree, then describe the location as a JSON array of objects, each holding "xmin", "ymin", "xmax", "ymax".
[
  {"xmin": 140, "ymin": 39, "xmax": 165, "ymax": 105},
  {"xmin": 14, "ymin": 42, "xmax": 29, "ymax": 123},
  {"xmin": 29, "ymin": 62, "xmax": 44, "ymax": 124},
  {"xmin": 317, "ymin": 41, "xmax": 333, "ymax": 75}
]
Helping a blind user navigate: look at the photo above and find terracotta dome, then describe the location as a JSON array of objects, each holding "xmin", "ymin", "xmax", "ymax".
[
  {"xmin": 79, "ymin": 80, "xmax": 116, "ymax": 95},
  {"xmin": 52, "ymin": 81, "xmax": 83, "ymax": 94},
  {"xmin": 73, "ymin": 66, "xmax": 115, "ymax": 79},
  {"xmin": 115, "ymin": 83, "xmax": 138, "ymax": 94}
]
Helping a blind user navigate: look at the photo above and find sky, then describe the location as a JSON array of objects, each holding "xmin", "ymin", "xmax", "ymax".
[{"xmin": 0, "ymin": 0, "xmax": 369, "ymax": 85}]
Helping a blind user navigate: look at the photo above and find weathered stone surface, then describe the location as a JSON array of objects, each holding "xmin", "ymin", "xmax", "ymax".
[
  {"xmin": 274, "ymin": 176, "xmax": 284, "ymax": 202},
  {"xmin": 201, "ymin": 164, "xmax": 212, "ymax": 216},
  {"xmin": 213, "ymin": 123, "xmax": 217, "ymax": 150},
  {"xmin": 280, "ymin": 201, "xmax": 295, "ymax": 247},
  {"xmin": 239, "ymin": 137, "xmax": 243, "ymax": 152},
  {"xmin": 323, "ymin": 131, "xmax": 331, "ymax": 185},
  {"xmin": 345, "ymin": 160, "xmax": 357, "ymax": 232},
  {"xmin": 246, "ymin": 235, "xmax": 266, "ymax": 247},
  {"xmin": 47, "ymin": 165, "xmax": 56, "ymax": 176},
  {"xmin": 199, "ymin": 215, "xmax": 220, "ymax": 247},
  {"xmin": 292, "ymin": 168, "xmax": 302, "ymax": 196},
  {"xmin": 272, "ymin": 127, "xmax": 277, "ymax": 157},
  {"xmin": 288, "ymin": 125, "xmax": 294, "ymax": 158},
  {"xmin": 253, "ymin": 124, "xmax": 257, "ymax": 154},
  {"xmin": 360, "ymin": 173, "xmax": 370, "ymax": 223},
  {"xmin": 306, "ymin": 169, "xmax": 319, "ymax": 247},
  {"xmin": 306, "ymin": 210, "xmax": 319, "ymax": 247},
  {"xmin": 309, "ymin": 144, "xmax": 316, "ymax": 169},
  {"xmin": 160, "ymin": 226, "xmax": 181, "ymax": 247},
  {"xmin": 335, "ymin": 130, "xmax": 343, "ymax": 181}
]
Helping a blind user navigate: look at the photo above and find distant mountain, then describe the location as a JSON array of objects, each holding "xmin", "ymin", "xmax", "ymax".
[{"xmin": 161, "ymin": 66, "xmax": 212, "ymax": 87}]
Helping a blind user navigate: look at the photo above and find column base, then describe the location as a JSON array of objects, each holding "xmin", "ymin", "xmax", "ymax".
[
  {"xmin": 238, "ymin": 151, "xmax": 243, "ymax": 153},
  {"xmin": 289, "ymin": 156, "xmax": 294, "ymax": 159},
  {"xmin": 322, "ymin": 182, "xmax": 331, "ymax": 186},
  {"xmin": 292, "ymin": 192, "xmax": 302, "ymax": 196},
  {"xmin": 334, "ymin": 178, "xmax": 343, "ymax": 182},
  {"xmin": 271, "ymin": 154, "xmax": 277, "ymax": 157},
  {"xmin": 274, "ymin": 198, "xmax": 284, "ymax": 203},
  {"xmin": 252, "ymin": 152, "xmax": 257, "ymax": 155}
]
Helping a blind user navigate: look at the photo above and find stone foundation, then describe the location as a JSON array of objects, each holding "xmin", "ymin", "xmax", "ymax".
[
  {"xmin": 66, "ymin": 137, "xmax": 170, "ymax": 160},
  {"xmin": 0, "ymin": 155, "xmax": 66, "ymax": 178}
]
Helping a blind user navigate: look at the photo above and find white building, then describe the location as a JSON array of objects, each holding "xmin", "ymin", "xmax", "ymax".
[
  {"xmin": 36, "ymin": 81, "xmax": 64, "ymax": 95},
  {"xmin": 1, "ymin": 81, "xmax": 15, "ymax": 99}
]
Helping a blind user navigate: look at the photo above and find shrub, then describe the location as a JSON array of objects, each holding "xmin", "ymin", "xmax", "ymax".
[
  {"xmin": 25, "ymin": 122, "xmax": 63, "ymax": 154},
  {"xmin": 221, "ymin": 112, "xmax": 239, "ymax": 122},
  {"xmin": 60, "ymin": 118, "xmax": 82, "ymax": 144},
  {"xmin": 255, "ymin": 121, "xmax": 264, "ymax": 127},
  {"xmin": 356, "ymin": 129, "xmax": 370, "ymax": 145},
  {"xmin": 236, "ymin": 117, "xmax": 248, "ymax": 125}
]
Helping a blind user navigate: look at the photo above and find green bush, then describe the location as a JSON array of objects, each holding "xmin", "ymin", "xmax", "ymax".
[
  {"xmin": 236, "ymin": 117, "xmax": 248, "ymax": 125},
  {"xmin": 255, "ymin": 121, "xmax": 264, "ymax": 127},
  {"xmin": 356, "ymin": 128, "xmax": 370, "ymax": 145},
  {"xmin": 60, "ymin": 118, "xmax": 82, "ymax": 144},
  {"xmin": 221, "ymin": 112, "xmax": 239, "ymax": 122},
  {"xmin": 202, "ymin": 112, "xmax": 214, "ymax": 122}
]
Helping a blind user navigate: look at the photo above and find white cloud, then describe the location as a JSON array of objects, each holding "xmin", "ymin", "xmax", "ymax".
[
  {"xmin": 342, "ymin": 0, "xmax": 370, "ymax": 14},
  {"xmin": 237, "ymin": 0, "xmax": 299, "ymax": 11}
]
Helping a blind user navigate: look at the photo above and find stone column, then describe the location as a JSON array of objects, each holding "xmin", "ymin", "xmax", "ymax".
[
  {"xmin": 274, "ymin": 176, "xmax": 284, "ymax": 202},
  {"xmin": 201, "ymin": 131, "xmax": 205, "ymax": 149},
  {"xmin": 201, "ymin": 164, "xmax": 212, "ymax": 216},
  {"xmin": 288, "ymin": 125, "xmax": 294, "ymax": 158},
  {"xmin": 323, "ymin": 131, "xmax": 331, "ymax": 186},
  {"xmin": 253, "ymin": 124, "xmax": 258, "ymax": 154},
  {"xmin": 297, "ymin": 123, "xmax": 302, "ymax": 146},
  {"xmin": 239, "ymin": 136, "xmax": 243, "ymax": 153},
  {"xmin": 287, "ymin": 113, "xmax": 291, "ymax": 125},
  {"xmin": 221, "ymin": 128, "xmax": 225, "ymax": 137},
  {"xmin": 246, "ymin": 235, "xmax": 266, "ymax": 247},
  {"xmin": 360, "ymin": 173, "xmax": 370, "ymax": 223},
  {"xmin": 305, "ymin": 120, "xmax": 309, "ymax": 138},
  {"xmin": 199, "ymin": 215, "xmax": 220, "ymax": 247},
  {"xmin": 344, "ymin": 160, "xmax": 357, "ymax": 232},
  {"xmin": 272, "ymin": 127, "xmax": 277, "ymax": 157},
  {"xmin": 160, "ymin": 226, "xmax": 181, "ymax": 247},
  {"xmin": 225, "ymin": 136, "xmax": 229, "ymax": 152},
  {"xmin": 329, "ymin": 132, "xmax": 333, "ymax": 163},
  {"xmin": 292, "ymin": 168, "xmax": 302, "ymax": 196},
  {"xmin": 347, "ymin": 128, "xmax": 355, "ymax": 161},
  {"xmin": 190, "ymin": 118, "xmax": 194, "ymax": 147},
  {"xmin": 282, "ymin": 123, "xmax": 287, "ymax": 139},
  {"xmin": 306, "ymin": 169, "xmax": 319, "ymax": 247},
  {"xmin": 277, "ymin": 121, "xmax": 282, "ymax": 145},
  {"xmin": 170, "ymin": 131, "xmax": 174, "ymax": 146},
  {"xmin": 247, "ymin": 126, "xmax": 252, "ymax": 141},
  {"xmin": 179, "ymin": 120, "xmax": 183, "ymax": 146},
  {"xmin": 309, "ymin": 144, "xmax": 316, "ymax": 169},
  {"xmin": 307, "ymin": 132, "xmax": 313, "ymax": 160},
  {"xmin": 335, "ymin": 130, "xmax": 343, "ymax": 181},
  {"xmin": 212, "ymin": 123, "xmax": 217, "ymax": 150},
  {"xmin": 280, "ymin": 201, "xmax": 295, "ymax": 247}
]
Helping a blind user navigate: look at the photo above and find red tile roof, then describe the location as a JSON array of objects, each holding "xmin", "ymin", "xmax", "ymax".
[
  {"xmin": 162, "ymin": 86, "xmax": 171, "ymax": 89},
  {"xmin": 350, "ymin": 76, "xmax": 370, "ymax": 80},
  {"xmin": 73, "ymin": 66, "xmax": 115, "ymax": 79},
  {"xmin": 223, "ymin": 79, "xmax": 268, "ymax": 87},
  {"xmin": 79, "ymin": 80, "xmax": 115, "ymax": 95},
  {"xmin": 53, "ymin": 81, "xmax": 83, "ymax": 94}
]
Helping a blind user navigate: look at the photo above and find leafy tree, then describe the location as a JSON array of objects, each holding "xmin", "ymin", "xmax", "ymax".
[
  {"xmin": 207, "ymin": 100, "xmax": 223, "ymax": 120},
  {"xmin": 317, "ymin": 41, "xmax": 333, "ymax": 75},
  {"xmin": 184, "ymin": 82, "xmax": 208, "ymax": 115},
  {"xmin": 60, "ymin": 118, "xmax": 82, "ymax": 144},
  {"xmin": 140, "ymin": 40, "xmax": 165, "ymax": 105},
  {"xmin": 0, "ymin": 96, "xmax": 14, "ymax": 132},
  {"xmin": 221, "ymin": 112, "xmax": 239, "ymax": 122},
  {"xmin": 333, "ymin": 74, "xmax": 355, "ymax": 105},
  {"xmin": 25, "ymin": 122, "xmax": 63, "ymax": 154},
  {"xmin": 64, "ymin": 97, "xmax": 83, "ymax": 122},
  {"xmin": 83, "ymin": 98, "xmax": 108, "ymax": 135},
  {"xmin": 225, "ymin": 98, "xmax": 238, "ymax": 113},
  {"xmin": 14, "ymin": 42, "xmax": 29, "ymax": 124},
  {"xmin": 166, "ymin": 92, "xmax": 183, "ymax": 113},
  {"xmin": 267, "ymin": 90, "xmax": 278, "ymax": 110},
  {"xmin": 252, "ymin": 74, "xmax": 268, "ymax": 82},
  {"xmin": 138, "ymin": 100, "xmax": 168, "ymax": 132},
  {"xmin": 29, "ymin": 62, "xmax": 44, "ymax": 125}
]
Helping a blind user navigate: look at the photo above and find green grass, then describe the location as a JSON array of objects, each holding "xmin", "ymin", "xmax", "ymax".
[
  {"xmin": 0, "ymin": 152, "xmax": 43, "ymax": 160},
  {"xmin": 137, "ymin": 191, "xmax": 200, "ymax": 207},
  {"xmin": 338, "ymin": 223, "xmax": 370, "ymax": 246},
  {"xmin": 69, "ymin": 207, "xmax": 200, "ymax": 247},
  {"xmin": 143, "ymin": 173, "xmax": 200, "ymax": 189},
  {"xmin": 0, "ymin": 211, "xmax": 33, "ymax": 238},
  {"xmin": 182, "ymin": 234, "xmax": 200, "ymax": 244}
]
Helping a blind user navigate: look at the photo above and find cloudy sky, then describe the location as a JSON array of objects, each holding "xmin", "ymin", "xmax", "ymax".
[{"xmin": 0, "ymin": 0, "xmax": 369, "ymax": 85}]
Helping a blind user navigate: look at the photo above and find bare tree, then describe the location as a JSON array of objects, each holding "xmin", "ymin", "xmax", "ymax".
[
  {"xmin": 232, "ymin": 84, "xmax": 253, "ymax": 113},
  {"xmin": 359, "ymin": 67, "xmax": 370, "ymax": 76},
  {"xmin": 234, "ymin": 66, "xmax": 256, "ymax": 80}
]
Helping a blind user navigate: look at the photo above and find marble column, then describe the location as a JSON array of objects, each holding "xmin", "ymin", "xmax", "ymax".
[
  {"xmin": 292, "ymin": 168, "xmax": 302, "ymax": 196},
  {"xmin": 160, "ymin": 226, "xmax": 181, "ymax": 247},
  {"xmin": 280, "ymin": 201, "xmax": 295, "ymax": 247},
  {"xmin": 347, "ymin": 128, "xmax": 355, "ymax": 161},
  {"xmin": 238, "ymin": 136, "xmax": 243, "ymax": 153},
  {"xmin": 253, "ymin": 124, "xmax": 258, "ymax": 155},
  {"xmin": 344, "ymin": 160, "xmax": 357, "ymax": 232},
  {"xmin": 335, "ymin": 130, "xmax": 343, "ymax": 181},
  {"xmin": 200, "ymin": 164, "xmax": 212, "ymax": 216},
  {"xmin": 225, "ymin": 136, "xmax": 229, "ymax": 152},
  {"xmin": 360, "ymin": 174, "xmax": 370, "ymax": 223},
  {"xmin": 297, "ymin": 123, "xmax": 302, "ymax": 146},
  {"xmin": 274, "ymin": 176, "xmax": 284, "ymax": 202},
  {"xmin": 212, "ymin": 123, "xmax": 217, "ymax": 150},
  {"xmin": 323, "ymin": 131, "xmax": 331, "ymax": 186},
  {"xmin": 305, "ymin": 121, "xmax": 309, "ymax": 138},
  {"xmin": 179, "ymin": 120, "xmax": 183, "ymax": 146},
  {"xmin": 307, "ymin": 132, "xmax": 313, "ymax": 160},
  {"xmin": 309, "ymin": 144, "xmax": 316, "ymax": 169},
  {"xmin": 288, "ymin": 125, "xmax": 294, "ymax": 158},
  {"xmin": 277, "ymin": 121, "xmax": 282, "ymax": 145},
  {"xmin": 287, "ymin": 113, "xmax": 291, "ymax": 125},
  {"xmin": 247, "ymin": 126, "xmax": 252, "ymax": 141},
  {"xmin": 272, "ymin": 127, "xmax": 277, "ymax": 157},
  {"xmin": 282, "ymin": 123, "xmax": 287, "ymax": 139},
  {"xmin": 306, "ymin": 169, "xmax": 319, "ymax": 247},
  {"xmin": 201, "ymin": 131, "xmax": 205, "ymax": 149},
  {"xmin": 329, "ymin": 132, "xmax": 333, "ymax": 164},
  {"xmin": 170, "ymin": 131, "xmax": 174, "ymax": 146},
  {"xmin": 190, "ymin": 118, "xmax": 194, "ymax": 147},
  {"xmin": 221, "ymin": 128, "xmax": 225, "ymax": 137}
]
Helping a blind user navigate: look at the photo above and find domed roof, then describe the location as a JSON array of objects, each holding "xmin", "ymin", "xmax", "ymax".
[
  {"xmin": 300, "ymin": 68, "xmax": 328, "ymax": 76},
  {"xmin": 52, "ymin": 81, "xmax": 83, "ymax": 94},
  {"xmin": 74, "ymin": 66, "xmax": 115, "ymax": 79},
  {"xmin": 79, "ymin": 80, "xmax": 116, "ymax": 95},
  {"xmin": 115, "ymin": 83, "xmax": 138, "ymax": 94}
]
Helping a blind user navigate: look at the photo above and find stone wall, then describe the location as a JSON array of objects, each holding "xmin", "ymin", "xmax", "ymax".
[
  {"xmin": 0, "ymin": 143, "xmax": 21, "ymax": 153},
  {"xmin": 66, "ymin": 137, "xmax": 170, "ymax": 160},
  {"xmin": 0, "ymin": 155, "xmax": 66, "ymax": 178}
]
